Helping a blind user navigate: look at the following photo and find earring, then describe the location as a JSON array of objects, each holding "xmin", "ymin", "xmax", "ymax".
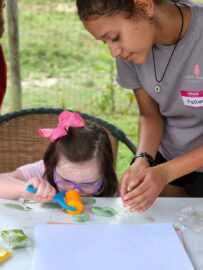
[{"xmin": 148, "ymin": 13, "xmax": 152, "ymax": 18}]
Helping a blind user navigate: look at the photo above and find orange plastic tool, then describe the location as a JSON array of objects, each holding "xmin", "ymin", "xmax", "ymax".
[{"xmin": 65, "ymin": 190, "xmax": 83, "ymax": 215}]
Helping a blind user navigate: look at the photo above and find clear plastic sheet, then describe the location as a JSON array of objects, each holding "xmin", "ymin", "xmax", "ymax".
[{"xmin": 175, "ymin": 206, "xmax": 203, "ymax": 232}]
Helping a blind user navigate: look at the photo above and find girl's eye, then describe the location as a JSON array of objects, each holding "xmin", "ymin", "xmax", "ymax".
[
  {"xmin": 58, "ymin": 175, "xmax": 71, "ymax": 183},
  {"xmin": 112, "ymin": 35, "xmax": 119, "ymax": 42},
  {"xmin": 62, "ymin": 178, "xmax": 72, "ymax": 183}
]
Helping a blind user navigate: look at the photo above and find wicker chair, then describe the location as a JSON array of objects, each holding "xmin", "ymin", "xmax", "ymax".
[{"xmin": 0, "ymin": 108, "xmax": 136, "ymax": 173}]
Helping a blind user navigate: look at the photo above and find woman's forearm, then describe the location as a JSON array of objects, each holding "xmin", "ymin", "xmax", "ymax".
[
  {"xmin": 136, "ymin": 114, "xmax": 165, "ymax": 158},
  {"xmin": 133, "ymin": 87, "xmax": 165, "ymax": 158},
  {"xmin": 158, "ymin": 144, "xmax": 203, "ymax": 182}
]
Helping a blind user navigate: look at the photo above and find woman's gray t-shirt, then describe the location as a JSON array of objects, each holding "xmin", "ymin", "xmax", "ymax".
[{"xmin": 116, "ymin": 3, "xmax": 203, "ymax": 171}]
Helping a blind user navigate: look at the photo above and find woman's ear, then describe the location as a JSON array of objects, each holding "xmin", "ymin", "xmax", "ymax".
[{"xmin": 134, "ymin": 0, "xmax": 155, "ymax": 16}]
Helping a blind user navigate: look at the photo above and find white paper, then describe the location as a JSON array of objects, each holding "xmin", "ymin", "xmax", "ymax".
[{"xmin": 34, "ymin": 223, "xmax": 194, "ymax": 270}]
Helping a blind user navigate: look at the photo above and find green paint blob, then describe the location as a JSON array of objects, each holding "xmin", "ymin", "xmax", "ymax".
[
  {"xmin": 73, "ymin": 213, "xmax": 90, "ymax": 223},
  {"xmin": 92, "ymin": 207, "xmax": 117, "ymax": 217},
  {"xmin": 40, "ymin": 202, "xmax": 60, "ymax": 209},
  {"xmin": 82, "ymin": 198, "xmax": 96, "ymax": 206},
  {"xmin": 4, "ymin": 203, "xmax": 30, "ymax": 211}
]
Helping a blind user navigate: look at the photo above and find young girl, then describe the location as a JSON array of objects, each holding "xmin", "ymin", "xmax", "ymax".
[
  {"xmin": 76, "ymin": 0, "xmax": 203, "ymax": 211},
  {"xmin": 0, "ymin": 111, "xmax": 119, "ymax": 201}
]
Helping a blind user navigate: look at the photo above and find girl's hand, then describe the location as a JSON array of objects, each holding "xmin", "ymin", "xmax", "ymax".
[
  {"xmin": 121, "ymin": 165, "xmax": 168, "ymax": 212},
  {"xmin": 24, "ymin": 177, "xmax": 56, "ymax": 202}
]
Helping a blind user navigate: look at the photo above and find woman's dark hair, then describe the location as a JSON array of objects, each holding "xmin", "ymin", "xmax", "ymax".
[
  {"xmin": 43, "ymin": 121, "xmax": 119, "ymax": 197},
  {"xmin": 76, "ymin": 0, "xmax": 164, "ymax": 21}
]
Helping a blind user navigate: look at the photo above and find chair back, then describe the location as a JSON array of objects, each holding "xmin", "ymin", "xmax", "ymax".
[{"xmin": 0, "ymin": 108, "xmax": 136, "ymax": 172}]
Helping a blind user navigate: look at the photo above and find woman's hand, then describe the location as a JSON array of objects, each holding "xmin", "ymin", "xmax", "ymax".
[
  {"xmin": 120, "ymin": 158, "xmax": 149, "ymax": 198},
  {"xmin": 120, "ymin": 158, "xmax": 149, "ymax": 199},
  {"xmin": 24, "ymin": 177, "xmax": 56, "ymax": 202},
  {"xmin": 121, "ymin": 164, "xmax": 168, "ymax": 212}
]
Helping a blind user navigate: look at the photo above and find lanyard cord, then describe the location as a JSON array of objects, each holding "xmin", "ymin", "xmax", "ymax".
[{"xmin": 152, "ymin": 3, "xmax": 184, "ymax": 83}]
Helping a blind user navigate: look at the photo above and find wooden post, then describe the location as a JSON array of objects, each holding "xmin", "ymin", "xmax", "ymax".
[{"xmin": 6, "ymin": 0, "xmax": 22, "ymax": 110}]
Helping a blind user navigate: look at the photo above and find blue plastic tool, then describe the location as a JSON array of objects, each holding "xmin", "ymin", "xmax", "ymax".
[{"xmin": 26, "ymin": 185, "xmax": 76, "ymax": 211}]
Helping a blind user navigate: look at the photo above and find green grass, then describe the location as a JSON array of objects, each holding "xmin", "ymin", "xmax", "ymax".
[{"xmin": 1, "ymin": 0, "xmax": 139, "ymax": 178}]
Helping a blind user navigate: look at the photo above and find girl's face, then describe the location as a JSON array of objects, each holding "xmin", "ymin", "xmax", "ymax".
[
  {"xmin": 54, "ymin": 156, "xmax": 102, "ymax": 196},
  {"xmin": 83, "ymin": 13, "xmax": 155, "ymax": 64}
]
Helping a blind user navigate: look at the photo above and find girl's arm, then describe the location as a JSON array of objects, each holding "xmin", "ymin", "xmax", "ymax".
[
  {"xmin": 0, "ymin": 170, "xmax": 28, "ymax": 200},
  {"xmin": 0, "ymin": 168, "xmax": 56, "ymax": 201}
]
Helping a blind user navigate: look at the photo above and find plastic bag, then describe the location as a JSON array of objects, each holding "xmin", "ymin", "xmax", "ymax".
[{"xmin": 1, "ymin": 229, "xmax": 32, "ymax": 249}]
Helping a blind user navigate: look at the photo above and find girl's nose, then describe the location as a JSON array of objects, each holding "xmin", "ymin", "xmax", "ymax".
[
  {"xmin": 108, "ymin": 44, "xmax": 122, "ymax": 57},
  {"xmin": 73, "ymin": 188, "xmax": 80, "ymax": 193}
]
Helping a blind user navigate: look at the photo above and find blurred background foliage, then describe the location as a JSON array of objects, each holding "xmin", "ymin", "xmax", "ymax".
[{"xmin": 1, "ymin": 0, "xmax": 138, "ymax": 177}]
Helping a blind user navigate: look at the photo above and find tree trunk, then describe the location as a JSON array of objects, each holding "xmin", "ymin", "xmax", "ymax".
[{"xmin": 6, "ymin": 0, "xmax": 22, "ymax": 110}]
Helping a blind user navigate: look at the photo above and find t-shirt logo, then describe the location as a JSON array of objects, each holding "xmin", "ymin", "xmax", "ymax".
[
  {"xmin": 185, "ymin": 64, "xmax": 203, "ymax": 83},
  {"xmin": 180, "ymin": 90, "xmax": 203, "ymax": 108},
  {"xmin": 194, "ymin": 64, "xmax": 200, "ymax": 77}
]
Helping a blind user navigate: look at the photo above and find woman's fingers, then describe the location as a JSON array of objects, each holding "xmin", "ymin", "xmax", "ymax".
[
  {"xmin": 129, "ymin": 199, "xmax": 153, "ymax": 212},
  {"xmin": 123, "ymin": 173, "xmax": 147, "ymax": 200},
  {"xmin": 120, "ymin": 171, "xmax": 130, "ymax": 198},
  {"xmin": 125, "ymin": 187, "xmax": 154, "ymax": 212},
  {"xmin": 123, "ymin": 170, "xmax": 159, "ymax": 211},
  {"xmin": 124, "ymin": 185, "xmax": 151, "ymax": 207},
  {"xmin": 121, "ymin": 166, "xmax": 169, "ymax": 212},
  {"xmin": 126, "ymin": 172, "xmax": 143, "ymax": 193}
]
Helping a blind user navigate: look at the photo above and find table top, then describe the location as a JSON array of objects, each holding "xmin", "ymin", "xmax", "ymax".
[{"xmin": 0, "ymin": 197, "xmax": 203, "ymax": 270}]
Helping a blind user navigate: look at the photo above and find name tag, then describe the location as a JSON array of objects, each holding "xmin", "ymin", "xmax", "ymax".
[{"xmin": 180, "ymin": 90, "xmax": 203, "ymax": 108}]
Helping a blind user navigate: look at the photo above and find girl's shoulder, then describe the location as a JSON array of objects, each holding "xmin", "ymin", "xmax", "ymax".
[{"xmin": 17, "ymin": 160, "xmax": 45, "ymax": 181}]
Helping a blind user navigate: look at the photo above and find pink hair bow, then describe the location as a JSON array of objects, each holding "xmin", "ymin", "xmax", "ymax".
[{"xmin": 38, "ymin": 111, "xmax": 85, "ymax": 142}]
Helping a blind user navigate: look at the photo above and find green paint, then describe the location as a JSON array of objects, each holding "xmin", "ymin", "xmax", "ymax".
[
  {"xmin": 40, "ymin": 202, "xmax": 60, "ymax": 209},
  {"xmin": 144, "ymin": 215, "xmax": 155, "ymax": 223},
  {"xmin": 82, "ymin": 198, "xmax": 96, "ymax": 206},
  {"xmin": 4, "ymin": 203, "xmax": 31, "ymax": 211},
  {"xmin": 73, "ymin": 213, "xmax": 90, "ymax": 223},
  {"xmin": 92, "ymin": 207, "xmax": 117, "ymax": 217}
]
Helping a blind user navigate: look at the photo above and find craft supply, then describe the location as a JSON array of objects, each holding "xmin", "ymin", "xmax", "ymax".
[
  {"xmin": 34, "ymin": 223, "xmax": 194, "ymax": 270},
  {"xmin": 4, "ymin": 203, "xmax": 30, "ymax": 211},
  {"xmin": 92, "ymin": 206, "xmax": 117, "ymax": 217},
  {"xmin": 64, "ymin": 190, "xmax": 83, "ymax": 215},
  {"xmin": 26, "ymin": 185, "xmax": 76, "ymax": 212},
  {"xmin": 40, "ymin": 202, "xmax": 60, "ymax": 209},
  {"xmin": 73, "ymin": 213, "xmax": 89, "ymax": 222},
  {"xmin": 0, "ymin": 249, "xmax": 11, "ymax": 263},
  {"xmin": 82, "ymin": 197, "xmax": 96, "ymax": 205},
  {"xmin": 1, "ymin": 229, "xmax": 32, "ymax": 249}
]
